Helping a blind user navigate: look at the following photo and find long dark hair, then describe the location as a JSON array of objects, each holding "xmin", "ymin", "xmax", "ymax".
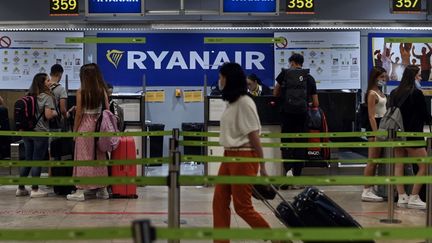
[
  {"xmin": 80, "ymin": 63, "xmax": 107, "ymax": 110},
  {"xmin": 365, "ymin": 66, "xmax": 387, "ymax": 101},
  {"xmin": 247, "ymin": 74, "xmax": 263, "ymax": 85},
  {"xmin": 392, "ymin": 65, "xmax": 419, "ymax": 103},
  {"xmin": 28, "ymin": 73, "xmax": 50, "ymax": 97},
  {"xmin": 220, "ymin": 63, "xmax": 248, "ymax": 103}
]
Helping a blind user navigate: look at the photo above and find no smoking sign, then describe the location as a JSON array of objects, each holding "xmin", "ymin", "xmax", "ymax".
[{"xmin": 0, "ymin": 36, "xmax": 12, "ymax": 48}]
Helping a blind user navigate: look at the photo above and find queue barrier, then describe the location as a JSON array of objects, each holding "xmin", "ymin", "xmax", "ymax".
[
  {"xmin": 3, "ymin": 226, "xmax": 432, "ymax": 241},
  {"xmin": 0, "ymin": 129, "xmax": 431, "ymax": 242}
]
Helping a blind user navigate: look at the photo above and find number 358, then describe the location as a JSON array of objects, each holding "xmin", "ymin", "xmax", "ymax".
[
  {"xmin": 288, "ymin": 0, "xmax": 314, "ymax": 9},
  {"xmin": 52, "ymin": 0, "xmax": 77, "ymax": 11}
]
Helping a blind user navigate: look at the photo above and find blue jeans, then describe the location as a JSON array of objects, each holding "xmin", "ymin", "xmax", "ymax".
[{"xmin": 19, "ymin": 137, "xmax": 49, "ymax": 190}]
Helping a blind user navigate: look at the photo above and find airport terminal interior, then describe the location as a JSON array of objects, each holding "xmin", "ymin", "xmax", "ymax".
[{"xmin": 2, "ymin": 0, "xmax": 432, "ymax": 242}]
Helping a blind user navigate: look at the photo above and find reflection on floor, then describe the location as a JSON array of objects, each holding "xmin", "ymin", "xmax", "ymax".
[
  {"xmin": 144, "ymin": 163, "xmax": 205, "ymax": 176},
  {"xmin": 0, "ymin": 184, "xmax": 426, "ymax": 243}
]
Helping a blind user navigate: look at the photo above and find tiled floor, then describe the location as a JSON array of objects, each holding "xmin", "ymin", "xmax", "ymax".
[{"xmin": 0, "ymin": 184, "xmax": 428, "ymax": 243}]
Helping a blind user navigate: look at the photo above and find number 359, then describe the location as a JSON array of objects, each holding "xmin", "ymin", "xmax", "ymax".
[
  {"xmin": 288, "ymin": 0, "xmax": 314, "ymax": 9},
  {"xmin": 52, "ymin": 0, "xmax": 77, "ymax": 11}
]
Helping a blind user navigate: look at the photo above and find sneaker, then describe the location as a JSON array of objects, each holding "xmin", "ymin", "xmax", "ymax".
[
  {"xmin": 16, "ymin": 188, "xmax": 29, "ymax": 197},
  {"xmin": 96, "ymin": 188, "xmax": 109, "ymax": 200},
  {"xmin": 408, "ymin": 195, "xmax": 426, "ymax": 210},
  {"xmin": 66, "ymin": 190, "xmax": 85, "ymax": 201},
  {"xmin": 397, "ymin": 193, "xmax": 409, "ymax": 208},
  {"xmin": 361, "ymin": 188, "xmax": 384, "ymax": 202},
  {"xmin": 30, "ymin": 189, "xmax": 48, "ymax": 198}
]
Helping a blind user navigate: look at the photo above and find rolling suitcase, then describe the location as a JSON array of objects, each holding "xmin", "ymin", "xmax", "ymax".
[
  {"xmin": 50, "ymin": 138, "xmax": 76, "ymax": 196},
  {"xmin": 254, "ymin": 186, "xmax": 374, "ymax": 243},
  {"xmin": 111, "ymin": 137, "xmax": 138, "ymax": 198}
]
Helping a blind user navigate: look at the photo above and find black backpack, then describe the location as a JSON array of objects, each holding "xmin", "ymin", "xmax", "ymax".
[
  {"xmin": 14, "ymin": 96, "xmax": 43, "ymax": 131},
  {"xmin": 280, "ymin": 68, "xmax": 309, "ymax": 114}
]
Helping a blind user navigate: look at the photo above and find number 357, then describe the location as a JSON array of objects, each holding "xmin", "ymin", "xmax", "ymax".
[
  {"xmin": 395, "ymin": 0, "xmax": 419, "ymax": 8},
  {"xmin": 288, "ymin": 0, "xmax": 314, "ymax": 9},
  {"xmin": 52, "ymin": 0, "xmax": 77, "ymax": 11}
]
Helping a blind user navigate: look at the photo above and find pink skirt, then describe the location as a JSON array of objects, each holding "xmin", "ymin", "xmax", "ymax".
[{"xmin": 73, "ymin": 113, "xmax": 108, "ymax": 190}]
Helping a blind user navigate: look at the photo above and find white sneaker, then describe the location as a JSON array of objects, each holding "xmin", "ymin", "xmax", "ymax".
[
  {"xmin": 66, "ymin": 190, "xmax": 85, "ymax": 201},
  {"xmin": 408, "ymin": 195, "xmax": 426, "ymax": 210},
  {"xmin": 96, "ymin": 188, "xmax": 109, "ymax": 200},
  {"xmin": 361, "ymin": 188, "xmax": 384, "ymax": 202},
  {"xmin": 397, "ymin": 193, "xmax": 409, "ymax": 208},
  {"xmin": 30, "ymin": 189, "xmax": 48, "ymax": 198},
  {"xmin": 16, "ymin": 188, "xmax": 29, "ymax": 197}
]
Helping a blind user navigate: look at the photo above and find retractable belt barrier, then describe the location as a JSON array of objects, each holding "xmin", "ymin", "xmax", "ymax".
[
  {"xmin": 3, "ymin": 226, "xmax": 432, "ymax": 241},
  {"xmin": 1, "ymin": 129, "xmax": 432, "ymax": 242}
]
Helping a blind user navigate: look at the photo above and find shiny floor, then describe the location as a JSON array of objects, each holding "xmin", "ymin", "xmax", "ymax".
[{"xmin": 0, "ymin": 184, "xmax": 428, "ymax": 243}]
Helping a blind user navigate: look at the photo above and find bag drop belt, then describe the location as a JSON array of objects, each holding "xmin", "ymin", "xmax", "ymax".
[{"xmin": 224, "ymin": 147, "xmax": 255, "ymax": 152}]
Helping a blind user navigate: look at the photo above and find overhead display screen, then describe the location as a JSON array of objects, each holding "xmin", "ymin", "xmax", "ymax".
[
  {"xmin": 87, "ymin": 0, "xmax": 143, "ymax": 15},
  {"xmin": 392, "ymin": 0, "xmax": 422, "ymax": 13},
  {"xmin": 222, "ymin": 0, "xmax": 278, "ymax": 14}
]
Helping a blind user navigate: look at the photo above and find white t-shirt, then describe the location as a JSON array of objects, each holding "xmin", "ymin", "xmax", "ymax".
[{"xmin": 219, "ymin": 95, "xmax": 261, "ymax": 148}]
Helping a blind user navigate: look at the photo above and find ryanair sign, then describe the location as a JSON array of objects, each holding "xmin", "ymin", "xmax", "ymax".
[{"xmin": 98, "ymin": 33, "xmax": 274, "ymax": 86}]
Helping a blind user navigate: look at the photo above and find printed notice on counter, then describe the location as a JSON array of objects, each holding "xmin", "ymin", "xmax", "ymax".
[
  {"xmin": 209, "ymin": 98, "xmax": 227, "ymax": 122},
  {"xmin": 184, "ymin": 90, "xmax": 203, "ymax": 103},
  {"xmin": 274, "ymin": 32, "xmax": 361, "ymax": 90},
  {"xmin": 146, "ymin": 90, "xmax": 165, "ymax": 103},
  {"xmin": 0, "ymin": 32, "xmax": 84, "ymax": 90}
]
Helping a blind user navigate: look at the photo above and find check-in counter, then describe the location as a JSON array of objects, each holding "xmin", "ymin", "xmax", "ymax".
[{"xmin": 206, "ymin": 96, "xmax": 284, "ymax": 176}]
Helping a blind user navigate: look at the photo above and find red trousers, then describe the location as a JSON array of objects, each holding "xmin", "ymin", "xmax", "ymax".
[{"xmin": 212, "ymin": 150, "xmax": 271, "ymax": 243}]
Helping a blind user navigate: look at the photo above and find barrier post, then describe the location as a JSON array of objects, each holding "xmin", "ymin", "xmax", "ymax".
[
  {"xmin": 168, "ymin": 129, "xmax": 181, "ymax": 243},
  {"xmin": 380, "ymin": 129, "xmax": 401, "ymax": 224},
  {"xmin": 426, "ymin": 137, "xmax": 432, "ymax": 243},
  {"xmin": 171, "ymin": 129, "xmax": 180, "ymax": 151},
  {"xmin": 132, "ymin": 219, "xmax": 155, "ymax": 243}
]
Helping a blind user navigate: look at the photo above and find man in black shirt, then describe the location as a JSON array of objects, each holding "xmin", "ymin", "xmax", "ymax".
[{"xmin": 274, "ymin": 54, "xmax": 319, "ymax": 185}]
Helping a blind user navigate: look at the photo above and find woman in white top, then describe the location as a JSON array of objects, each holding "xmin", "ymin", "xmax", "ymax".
[
  {"xmin": 213, "ymin": 63, "xmax": 285, "ymax": 243},
  {"xmin": 361, "ymin": 66, "xmax": 388, "ymax": 202}
]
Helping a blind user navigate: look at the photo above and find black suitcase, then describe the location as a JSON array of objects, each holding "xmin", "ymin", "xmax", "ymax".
[
  {"xmin": 50, "ymin": 138, "xmax": 76, "ymax": 196},
  {"xmin": 253, "ymin": 186, "xmax": 374, "ymax": 243}
]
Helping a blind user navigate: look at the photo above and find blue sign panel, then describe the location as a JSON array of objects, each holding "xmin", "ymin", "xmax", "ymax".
[
  {"xmin": 88, "ymin": 0, "xmax": 142, "ymax": 14},
  {"xmin": 97, "ymin": 33, "xmax": 274, "ymax": 87},
  {"xmin": 223, "ymin": 0, "xmax": 277, "ymax": 13}
]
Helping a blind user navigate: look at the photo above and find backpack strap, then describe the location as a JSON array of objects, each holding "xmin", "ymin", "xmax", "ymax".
[{"xmin": 395, "ymin": 89, "xmax": 413, "ymax": 108}]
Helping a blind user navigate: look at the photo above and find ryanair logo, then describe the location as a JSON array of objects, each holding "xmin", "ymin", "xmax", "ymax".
[{"xmin": 106, "ymin": 50, "xmax": 124, "ymax": 69}]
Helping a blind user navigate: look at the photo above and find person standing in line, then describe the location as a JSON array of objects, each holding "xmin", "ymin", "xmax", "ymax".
[
  {"xmin": 16, "ymin": 73, "xmax": 58, "ymax": 198},
  {"xmin": 412, "ymin": 43, "xmax": 432, "ymax": 81},
  {"xmin": 391, "ymin": 65, "xmax": 430, "ymax": 209},
  {"xmin": 247, "ymin": 74, "xmax": 272, "ymax": 96},
  {"xmin": 50, "ymin": 64, "xmax": 68, "ymax": 120},
  {"xmin": 361, "ymin": 66, "xmax": 387, "ymax": 202},
  {"xmin": 212, "ymin": 63, "xmax": 287, "ymax": 243},
  {"xmin": 273, "ymin": 54, "xmax": 319, "ymax": 186},
  {"xmin": 66, "ymin": 63, "xmax": 110, "ymax": 201}
]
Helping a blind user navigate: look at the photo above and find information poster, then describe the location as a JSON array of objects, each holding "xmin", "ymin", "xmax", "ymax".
[
  {"xmin": 0, "ymin": 32, "xmax": 84, "ymax": 90},
  {"xmin": 370, "ymin": 34, "xmax": 432, "ymax": 84},
  {"xmin": 183, "ymin": 90, "xmax": 203, "ymax": 103},
  {"xmin": 146, "ymin": 90, "xmax": 165, "ymax": 103},
  {"xmin": 274, "ymin": 32, "xmax": 361, "ymax": 90}
]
